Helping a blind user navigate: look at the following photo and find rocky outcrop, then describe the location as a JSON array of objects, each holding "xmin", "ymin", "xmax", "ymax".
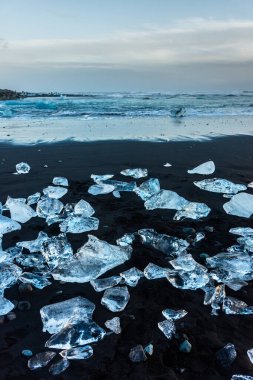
[{"xmin": 0, "ymin": 89, "xmax": 25, "ymax": 101}]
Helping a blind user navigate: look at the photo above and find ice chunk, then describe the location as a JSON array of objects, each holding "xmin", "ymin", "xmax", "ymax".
[
  {"xmin": 188, "ymin": 161, "xmax": 215, "ymax": 175},
  {"xmin": 116, "ymin": 233, "xmax": 136, "ymax": 247},
  {"xmin": 27, "ymin": 192, "xmax": 41, "ymax": 206},
  {"xmin": 60, "ymin": 216, "xmax": 99, "ymax": 234},
  {"xmin": 43, "ymin": 186, "xmax": 68, "ymax": 199},
  {"xmin": 144, "ymin": 263, "xmax": 172, "ymax": 280},
  {"xmin": 134, "ymin": 178, "xmax": 160, "ymax": 201},
  {"xmin": 129, "ymin": 345, "xmax": 147, "ymax": 362},
  {"xmin": 53, "ymin": 177, "xmax": 68, "ymax": 187},
  {"xmin": 0, "ymin": 215, "xmax": 21, "ymax": 235},
  {"xmin": 16, "ymin": 253, "xmax": 46, "ymax": 270},
  {"xmin": 36, "ymin": 197, "xmax": 64, "ymax": 218},
  {"xmin": 162, "ymin": 308, "xmax": 187, "ymax": 320},
  {"xmin": 15, "ymin": 162, "xmax": 30, "ymax": 174},
  {"xmin": 120, "ymin": 168, "xmax": 148, "ymax": 179},
  {"xmin": 167, "ymin": 266, "xmax": 209, "ymax": 290},
  {"xmin": 5, "ymin": 197, "xmax": 36, "ymax": 223},
  {"xmin": 52, "ymin": 235, "xmax": 131, "ymax": 283},
  {"xmin": 40, "ymin": 296, "xmax": 95, "ymax": 334},
  {"xmin": 206, "ymin": 251, "xmax": 252, "ymax": 275},
  {"xmin": 247, "ymin": 348, "xmax": 253, "ymax": 364},
  {"xmin": 158, "ymin": 319, "xmax": 175, "ymax": 339},
  {"xmin": 90, "ymin": 275, "xmax": 122, "ymax": 292},
  {"xmin": 17, "ymin": 231, "xmax": 48, "ymax": 253},
  {"xmin": 113, "ymin": 190, "xmax": 121, "ymax": 198},
  {"xmin": 28, "ymin": 351, "xmax": 56, "ymax": 370},
  {"xmin": 223, "ymin": 193, "xmax": 253, "ymax": 218},
  {"xmin": 229, "ymin": 227, "xmax": 253, "ymax": 237},
  {"xmin": 49, "ymin": 358, "xmax": 69, "ymax": 375},
  {"xmin": 88, "ymin": 183, "xmax": 115, "ymax": 195},
  {"xmin": 46, "ymin": 214, "xmax": 66, "ymax": 226},
  {"xmin": 19, "ymin": 272, "xmax": 51, "ymax": 289},
  {"xmin": 120, "ymin": 267, "xmax": 143, "ymax": 287},
  {"xmin": 105, "ymin": 317, "xmax": 121, "ymax": 334},
  {"xmin": 248, "ymin": 182, "xmax": 253, "ymax": 188},
  {"xmin": 0, "ymin": 295, "xmax": 15, "ymax": 315},
  {"xmin": 91, "ymin": 174, "xmax": 114, "ymax": 183},
  {"xmin": 144, "ymin": 344, "xmax": 153, "ymax": 356},
  {"xmin": 0, "ymin": 263, "xmax": 22, "ymax": 289},
  {"xmin": 41, "ymin": 234, "xmax": 73, "ymax": 269},
  {"xmin": 163, "ymin": 163, "xmax": 172, "ymax": 167},
  {"xmin": 231, "ymin": 376, "xmax": 253, "ymax": 380},
  {"xmin": 223, "ymin": 297, "xmax": 253, "ymax": 315},
  {"xmin": 216, "ymin": 343, "xmax": 236, "ymax": 367},
  {"xmin": 144, "ymin": 189, "xmax": 189, "ymax": 210},
  {"xmin": 45, "ymin": 321, "xmax": 106, "ymax": 349},
  {"xmin": 101, "ymin": 286, "xmax": 130, "ymax": 312},
  {"xmin": 174, "ymin": 202, "xmax": 211, "ymax": 221},
  {"xmin": 194, "ymin": 178, "xmax": 246, "ymax": 194},
  {"xmin": 74, "ymin": 199, "xmax": 95, "ymax": 217},
  {"xmin": 103, "ymin": 179, "xmax": 137, "ymax": 192},
  {"xmin": 60, "ymin": 345, "xmax": 93, "ymax": 360}
]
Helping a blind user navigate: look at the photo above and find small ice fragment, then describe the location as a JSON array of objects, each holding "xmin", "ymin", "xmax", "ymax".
[
  {"xmin": 40, "ymin": 296, "xmax": 95, "ymax": 334},
  {"xmin": 116, "ymin": 233, "xmax": 135, "ymax": 247},
  {"xmin": 48, "ymin": 358, "xmax": 69, "ymax": 375},
  {"xmin": 22, "ymin": 349, "xmax": 33, "ymax": 357},
  {"xmin": 90, "ymin": 275, "xmax": 122, "ymax": 292},
  {"xmin": 194, "ymin": 232, "xmax": 205, "ymax": 243},
  {"xmin": 129, "ymin": 345, "xmax": 147, "ymax": 362},
  {"xmin": 74, "ymin": 199, "xmax": 95, "ymax": 217},
  {"xmin": 188, "ymin": 161, "xmax": 215, "ymax": 175},
  {"xmin": 206, "ymin": 251, "xmax": 252, "ymax": 275},
  {"xmin": 5, "ymin": 197, "xmax": 37, "ymax": 223},
  {"xmin": 120, "ymin": 168, "xmax": 148, "ymax": 179},
  {"xmin": 53, "ymin": 177, "xmax": 68, "ymax": 187},
  {"xmin": 41, "ymin": 234, "xmax": 73, "ymax": 269},
  {"xmin": 105, "ymin": 316, "xmax": 121, "ymax": 334},
  {"xmin": 229, "ymin": 227, "xmax": 253, "ymax": 237},
  {"xmin": 174, "ymin": 202, "xmax": 211, "ymax": 221},
  {"xmin": 120, "ymin": 267, "xmax": 143, "ymax": 287},
  {"xmin": 144, "ymin": 263, "xmax": 171, "ymax": 280},
  {"xmin": 60, "ymin": 216, "xmax": 99, "ymax": 234},
  {"xmin": 91, "ymin": 174, "xmax": 114, "ymax": 183},
  {"xmin": 163, "ymin": 163, "xmax": 172, "ymax": 167},
  {"xmin": 167, "ymin": 267, "xmax": 209, "ymax": 290},
  {"xmin": 19, "ymin": 272, "xmax": 51, "ymax": 289},
  {"xmin": 36, "ymin": 197, "xmax": 64, "ymax": 218},
  {"xmin": 0, "ymin": 263, "xmax": 22, "ymax": 289},
  {"xmin": 15, "ymin": 162, "xmax": 30, "ymax": 174},
  {"xmin": 231, "ymin": 376, "xmax": 253, "ymax": 380},
  {"xmin": 28, "ymin": 351, "xmax": 56, "ymax": 370},
  {"xmin": 158, "ymin": 319, "xmax": 175, "ymax": 339},
  {"xmin": 222, "ymin": 297, "xmax": 253, "ymax": 315},
  {"xmin": 101, "ymin": 286, "xmax": 130, "ymax": 312},
  {"xmin": 60, "ymin": 345, "xmax": 93, "ymax": 360},
  {"xmin": 144, "ymin": 344, "xmax": 153, "ymax": 356},
  {"xmin": 113, "ymin": 190, "xmax": 121, "ymax": 198},
  {"xmin": 27, "ymin": 192, "xmax": 41, "ymax": 206},
  {"xmin": 248, "ymin": 182, "xmax": 253, "ymax": 188},
  {"xmin": 144, "ymin": 189, "xmax": 189, "ymax": 210},
  {"xmin": 43, "ymin": 186, "xmax": 68, "ymax": 199},
  {"xmin": 103, "ymin": 179, "xmax": 136, "ymax": 192},
  {"xmin": 216, "ymin": 343, "xmax": 236, "ymax": 367},
  {"xmin": 134, "ymin": 178, "xmax": 160, "ymax": 201},
  {"xmin": 179, "ymin": 340, "xmax": 192, "ymax": 353},
  {"xmin": 194, "ymin": 178, "xmax": 246, "ymax": 194},
  {"xmin": 17, "ymin": 231, "xmax": 48, "ymax": 253},
  {"xmin": 223, "ymin": 193, "xmax": 253, "ymax": 218},
  {"xmin": 162, "ymin": 309, "xmax": 187, "ymax": 320},
  {"xmin": 0, "ymin": 215, "xmax": 21, "ymax": 235},
  {"xmin": 247, "ymin": 348, "xmax": 253, "ymax": 364},
  {"xmin": 0, "ymin": 296, "xmax": 15, "ymax": 315},
  {"xmin": 88, "ymin": 183, "xmax": 115, "ymax": 195}
]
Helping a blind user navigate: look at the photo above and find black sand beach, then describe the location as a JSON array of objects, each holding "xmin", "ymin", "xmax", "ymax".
[{"xmin": 1, "ymin": 136, "xmax": 253, "ymax": 380}]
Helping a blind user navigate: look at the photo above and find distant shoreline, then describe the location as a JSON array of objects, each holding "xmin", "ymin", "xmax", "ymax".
[{"xmin": 0, "ymin": 89, "xmax": 88, "ymax": 101}]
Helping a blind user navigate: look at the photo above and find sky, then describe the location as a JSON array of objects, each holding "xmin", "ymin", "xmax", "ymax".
[{"xmin": 1, "ymin": 0, "xmax": 253, "ymax": 92}]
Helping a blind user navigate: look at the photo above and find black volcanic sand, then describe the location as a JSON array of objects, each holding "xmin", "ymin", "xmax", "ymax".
[{"xmin": 0, "ymin": 136, "xmax": 253, "ymax": 380}]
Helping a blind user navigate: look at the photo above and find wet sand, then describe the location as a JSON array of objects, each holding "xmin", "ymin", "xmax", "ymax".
[{"xmin": 0, "ymin": 136, "xmax": 253, "ymax": 380}]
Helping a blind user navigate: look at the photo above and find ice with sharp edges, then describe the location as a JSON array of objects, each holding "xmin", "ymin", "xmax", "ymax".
[
  {"xmin": 164, "ymin": 163, "xmax": 172, "ymax": 167},
  {"xmin": 167, "ymin": 266, "xmax": 209, "ymax": 290},
  {"xmin": 229, "ymin": 227, "xmax": 253, "ymax": 236},
  {"xmin": 45, "ymin": 321, "xmax": 106, "ymax": 349},
  {"xmin": 216, "ymin": 343, "xmax": 236, "ymax": 368},
  {"xmin": 188, "ymin": 161, "xmax": 215, "ymax": 175},
  {"xmin": 40, "ymin": 296, "xmax": 95, "ymax": 334},
  {"xmin": 194, "ymin": 178, "xmax": 247, "ymax": 194},
  {"xmin": 162, "ymin": 308, "xmax": 188, "ymax": 320},
  {"xmin": 103, "ymin": 179, "xmax": 137, "ymax": 192},
  {"xmin": 52, "ymin": 235, "xmax": 131, "ymax": 283},
  {"xmin": 27, "ymin": 192, "xmax": 41, "ymax": 206},
  {"xmin": 17, "ymin": 231, "xmax": 48, "ymax": 253},
  {"xmin": 0, "ymin": 263, "xmax": 22, "ymax": 289},
  {"xmin": 206, "ymin": 251, "xmax": 252, "ymax": 277},
  {"xmin": 101, "ymin": 286, "xmax": 130, "ymax": 312},
  {"xmin": 174, "ymin": 202, "xmax": 211, "ymax": 221},
  {"xmin": 90, "ymin": 275, "xmax": 122, "ymax": 292},
  {"xmin": 49, "ymin": 358, "xmax": 69, "ymax": 375},
  {"xmin": 5, "ymin": 197, "xmax": 37, "ymax": 223},
  {"xmin": 0, "ymin": 215, "xmax": 21, "ymax": 235},
  {"xmin": 144, "ymin": 263, "xmax": 172, "ymax": 280},
  {"xmin": 88, "ymin": 183, "xmax": 115, "ymax": 195},
  {"xmin": 232, "ymin": 376, "xmax": 253, "ymax": 380},
  {"xmin": 53, "ymin": 177, "xmax": 68, "ymax": 187},
  {"xmin": 237, "ymin": 236, "xmax": 253, "ymax": 252},
  {"xmin": 170, "ymin": 254, "xmax": 207, "ymax": 272},
  {"xmin": 120, "ymin": 168, "xmax": 148, "ymax": 179},
  {"xmin": 60, "ymin": 215, "xmax": 99, "ymax": 234},
  {"xmin": 223, "ymin": 193, "xmax": 253, "ymax": 218},
  {"xmin": 223, "ymin": 296, "xmax": 253, "ymax": 315},
  {"xmin": 158, "ymin": 319, "xmax": 175, "ymax": 339},
  {"xmin": 134, "ymin": 178, "xmax": 160, "ymax": 201},
  {"xmin": 91, "ymin": 174, "xmax": 114, "ymax": 183},
  {"xmin": 15, "ymin": 162, "xmax": 31, "ymax": 174},
  {"xmin": 74, "ymin": 199, "xmax": 95, "ymax": 217},
  {"xmin": 144, "ymin": 189, "xmax": 189, "ymax": 210},
  {"xmin": 36, "ymin": 197, "xmax": 64, "ymax": 218},
  {"xmin": 19, "ymin": 272, "xmax": 51, "ymax": 289},
  {"xmin": 46, "ymin": 214, "xmax": 66, "ymax": 226},
  {"xmin": 43, "ymin": 186, "xmax": 68, "ymax": 199},
  {"xmin": 28, "ymin": 351, "xmax": 56, "ymax": 370},
  {"xmin": 16, "ymin": 253, "xmax": 46, "ymax": 270},
  {"xmin": 0, "ymin": 295, "xmax": 15, "ymax": 315},
  {"xmin": 41, "ymin": 233, "xmax": 73, "ymax": 270},
  {"xmin": 138, "ymin": 229, "xmax": 189, "ymax": 257},
  {"xmin": 120, "ymin": 267, "xmax": 143, "ymax": 287},
  {"xmin": 105, "ymin": 317, "xmax": 121, "ymax": 334},
  {"xmin": 247, "ymin": 348, "xmax": 253, "ymax": 364},
  {"xmin": 60, "ymin": 345, "xmax": 93, "ymax": 360},
  {"xmin": 129, "ymin": 345, "xmax": 147, "ymax": 362},
  {"xmin": 208, "ymin": 285, "xmax": 226, "ymax": 315},
  {"xmin": 116, "ymin": 233, "xmax": 136, "ymax": 247}
]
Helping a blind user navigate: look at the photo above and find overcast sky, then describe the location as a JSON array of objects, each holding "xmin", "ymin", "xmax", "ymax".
[{"xmin": 1, "ymin": 0, "xmax": 253, "ymax": 92}]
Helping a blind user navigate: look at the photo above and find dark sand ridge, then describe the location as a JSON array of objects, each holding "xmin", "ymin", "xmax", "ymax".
[{"xmin": 0, "ymin": 136, "xmax": 253, "ymax": 380}]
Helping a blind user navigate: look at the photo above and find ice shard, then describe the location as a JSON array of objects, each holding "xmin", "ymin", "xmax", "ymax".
[
  {"xmin": 120, "ymin": 168, "xmax": 148, "ymax": 179},
  {"xmin": 144, "ymin": 189, "xmax": 189, "ymax": 210},
  {"xmin": 53, "ymin": 177, "xmax": 68, "ymax": 187},
  {"xmin": 216, "ymin": 343, "xmax": 236, "ymax": 367},
  {"xmin": 206, "ymin": 251, "xmax": 252, "ymax": 277},
  {"xmin": 19, "ymin": 272, "xmax": 51, "ymax": 289},
  {"xmin": 144, "ymin": 263, "xmax": 172, "ymax": 280},
  {"xmin": 174, "ymin": 202, "xmax": 211, "ymax": 220},
  {"xmin": 134, "ymin": 178, "xmax": 160, "ymax": 201},
  {"xmin": 101, "ymin": 286, "xmax": 130, "ymax": 312},
  {"xmin": 74, "ymin": 199, "xmax": 95, "ymax": 217},
  {"xmin": 91, "ymin": 174, "xmax": 114, "ymax": 183},
  {"xmin": 162, "ymin": 308, "xmax": 188, "ymax": 320},
  {"xmin": 129, "ymin": 345, "xmax": 147, "ymax": 362},
  {"xmin": 43, "ymin": 186, "xmax": 68, "ymax": 199},
  {"xmin": 40, "ymin": 296, "xmax": 95, "ymax": 334},
  {"xmin": 194, "ymin": 178, "xmax": 247, "ymax": 194},
  {"xmin": 231, "ymin": 376, "xmax": 253, "ymax": 380},
  {"xmin": 0, "ymin": 295, "xmax": 15, "ymax": 315},
  {"xmin": 103, "ymin": 179, "xmax": 137, "ymax": 192},
  {"xmin": 48, "ymin": 358, "xmax": 69, "ymax": 375},
  {"xmin": 60, "ymin": 215, "xmax": 99, "ymax": 234},
  {"xmin": 60, "ymin": 345, "xmax": 93, "ymax": 360},
  {"xmin": 247, "ymin": 348, "xmax": 253, "ymax": 364},
  {"xmin": 17, "ymin": 231, "xmax": 48, "ymax": 253},
  {"xmin": 158, "ymin": 319, "xmax": 175, "ymax": 340},
  {"xmin": 0, "ymin": 215, "xmax": 21, "ymax": 235},
  {"xmin": 5, "ymin": 197, "xmax": 36, "ymax": 223},
  {"xmin": 27, "ymin": 192, "xmax": 41, "ymax": 206},
  {"xmin": 41, "ymin": 234, "xmax": 73, "ymax": 269},
  {"xmin": 229, "ymin": 227, "xmax": 253, "ymax": 236},
  {"xmin": 0, "ymin": 263, "xmax": 22, "ymax": 289},
  {"xmin": 120, "ymin": 267, "xmax": 143, "ymax": 287},
  {"xmin": 187, "ymin": 161, "xmax": 215, "ymax": 175},
  {"xmin": 105, "ymin": 317, "xmax": 121, "ymax": 334},
  {"xmin": 28, "ymin": 351, "xmax": 56, "ymax": 370},
  {"xmin": 88, "ymin": 183, "xmax": 115, "ymax": 195},
  {"xmin": 116, "ymin": 233, "xmax": 136, "ymax": 247},
  {"xmin": 223, "ymin": 297, "xmax": 253, "ymax": 315},
  {"xmin": 167, "ymin": 267, "xmax": 209, "ymax": 290},
  {"xmin": 36, "ymin": 197, "xmax": 64, "ymax": 218},
  {"xmin": 223, "ymin": 193, "xmax": 253, "ymax": 218},
  {"xmin": 15, "ymin": 162, "xmax": 31, "ymax": 174},
  {"xmin": 90, "ymin": 275, "xmax": 122, "ymax": 292}
]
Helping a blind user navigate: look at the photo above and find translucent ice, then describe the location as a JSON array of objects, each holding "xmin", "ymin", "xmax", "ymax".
[
  {"xmin": 0, "ymin": 215, "xmax": 21, "ymax": 235},
  {"xmin": 41, "ymin": 234, "xmax": 73, "ymax": 269},
  {"xmin": 113, "ymin": 190, "xmax": 121, "ymax": 198},
  {"xmin": 60, "ymin": 215, "xmax": 99, "ymax": 234},
  {"xmin": 74, "ymin": 199, "xmax": 95, "ymax": 217},
  {"xmin": 53, "ymin": 177, "xmax": 68, "ymax": 187},
  {"xmin": 88, "ymin": 183, "xmax": 115, "ymax": 195},
  {"xmin": 167, "ymin": 267, "xmax": 209, "ymax": 290},
  {"xmin": 91, "ymin": 174, "xmax": 114, "ymax": 183},
  {"xmin": 144, "ymin": 263, "xmax": 172, "ymax": 280},
  {"xmin": 120, "ymin": 168, "xmax": 148, "ymax": 179},
  {"xmin": 103, "ymin": 179, "xmax": 137, "ymax": 192},
  {"xmin": 17, "ymin": 231, "xmax": 48, "ymax": 253},
  {"xmin": 120, "ymin": 267, "xmax": 143, "ymax": 287},
  {"xmin": 188, "ymin": 161, "xmax": 215, "ymax": 175},
  {"xmin": 19, "ymin": 272, "xmax": 51, "ymax": 289},
  {"xmin": 247, "ymin": 348, "xmax": 253, "ymax": 364},
  {"xmin": 229, "ymin": 227, "xmax": 253, "ymax": 237},
  {"xmin": 49, "ymin": 358, "xmax": 69, "ymax": 375},
  {"xmin": 231, "ymin": 376, "xmax": 253, "ymax": 380},
  {"xmin": 0, "ymin": 295, "xmax": 15, "ymax": 315},
  {"xmin": 158, "ymin": 319, "xmax": 175, "ymax": 340},
  {"xmin": 15, "ymin": 162, "xmax": 30, "ymax": 174},
  {"xmin": 116, "ymin": 233, "xmax": 136, "ymax": 247},
  {"xmin": 43, "ymin": 186, "xmax": 68, "ymax": 199},
  {"xmin": 129, "ymin": 345, "xmax": 147, "ymax": 362},
  {"xmin": 40, "ymin": 296, "xmax": 95, "ymax": 334},
  {"xmin": 216, "ymin": 343, "xmax": 236, "ymax": 367},
  {"xmin": 223, "ymin": 193, "xmax": 253, "ymax": 218},
  {"xmin": 28, "ymin": 351, "xmax": 56, "ymax": 370},
  {"xmin": 162, "ymin": 308, "xmax": 188, "ymax": 320},
  {"xmin": 223, "ymin": 297, "xmax": 253, "ymax": 315},
  {"xmin": 90, "ymin": 275, "xmax": 122, "ymax": 292},
  {"xmin": 206, "ymin": 251, "xmax": 252, "ymax": 276},
  {"xmin": 27, "ymin": 192, "xmax": 41, "ymax": 206},
  {"xmin": 36, "ymin": 197, "xmax": 64, "ymax": 218},
  {"xmin": 0, "ymin": 263, "xmax": 22, "ymax": 289},
  {"xmin": 194, "ymin": 178, "xmax": 247, "ymax": 194},
  {"xmin": 60, "ymin": 345, "xmax": 93, "ymax": 360},
  {"xmin": 5, "ymin": 197, "xmax": 36, "ymax": 223},
  {"xmin": 101, "ymin": 286, "xmax": 130, "ymax": 312},
  {"xmin": 134, "ymin": 178, "xmax": 160, "ymax": 201},
  {"xmin": 174, "ymin": 202, "xmax": 211, "ymax": 221},
  {"xmin": 105, "ymin": 317, "xmax": 121, "ymax": 334},
  {"xmin": 144, "ymin": 189, "xmax": 189, "ymax": 211}
]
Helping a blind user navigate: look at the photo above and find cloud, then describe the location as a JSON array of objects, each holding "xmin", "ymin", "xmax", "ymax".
[{"xmin": 0, "ymin": 38, "xmax": 8, "ymax": 49}]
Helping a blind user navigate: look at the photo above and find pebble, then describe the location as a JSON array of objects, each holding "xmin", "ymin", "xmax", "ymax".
[
  {"xmin": 17, "ymin": 301, "xmax": 31, "ymax": 311},
  {"xmin": 183, "ymin": 227, "xmax": 196, "ymax": 234},
  {"xmin": 18, "ymin": 283, "xmax": 33, "ymax": 293}
]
